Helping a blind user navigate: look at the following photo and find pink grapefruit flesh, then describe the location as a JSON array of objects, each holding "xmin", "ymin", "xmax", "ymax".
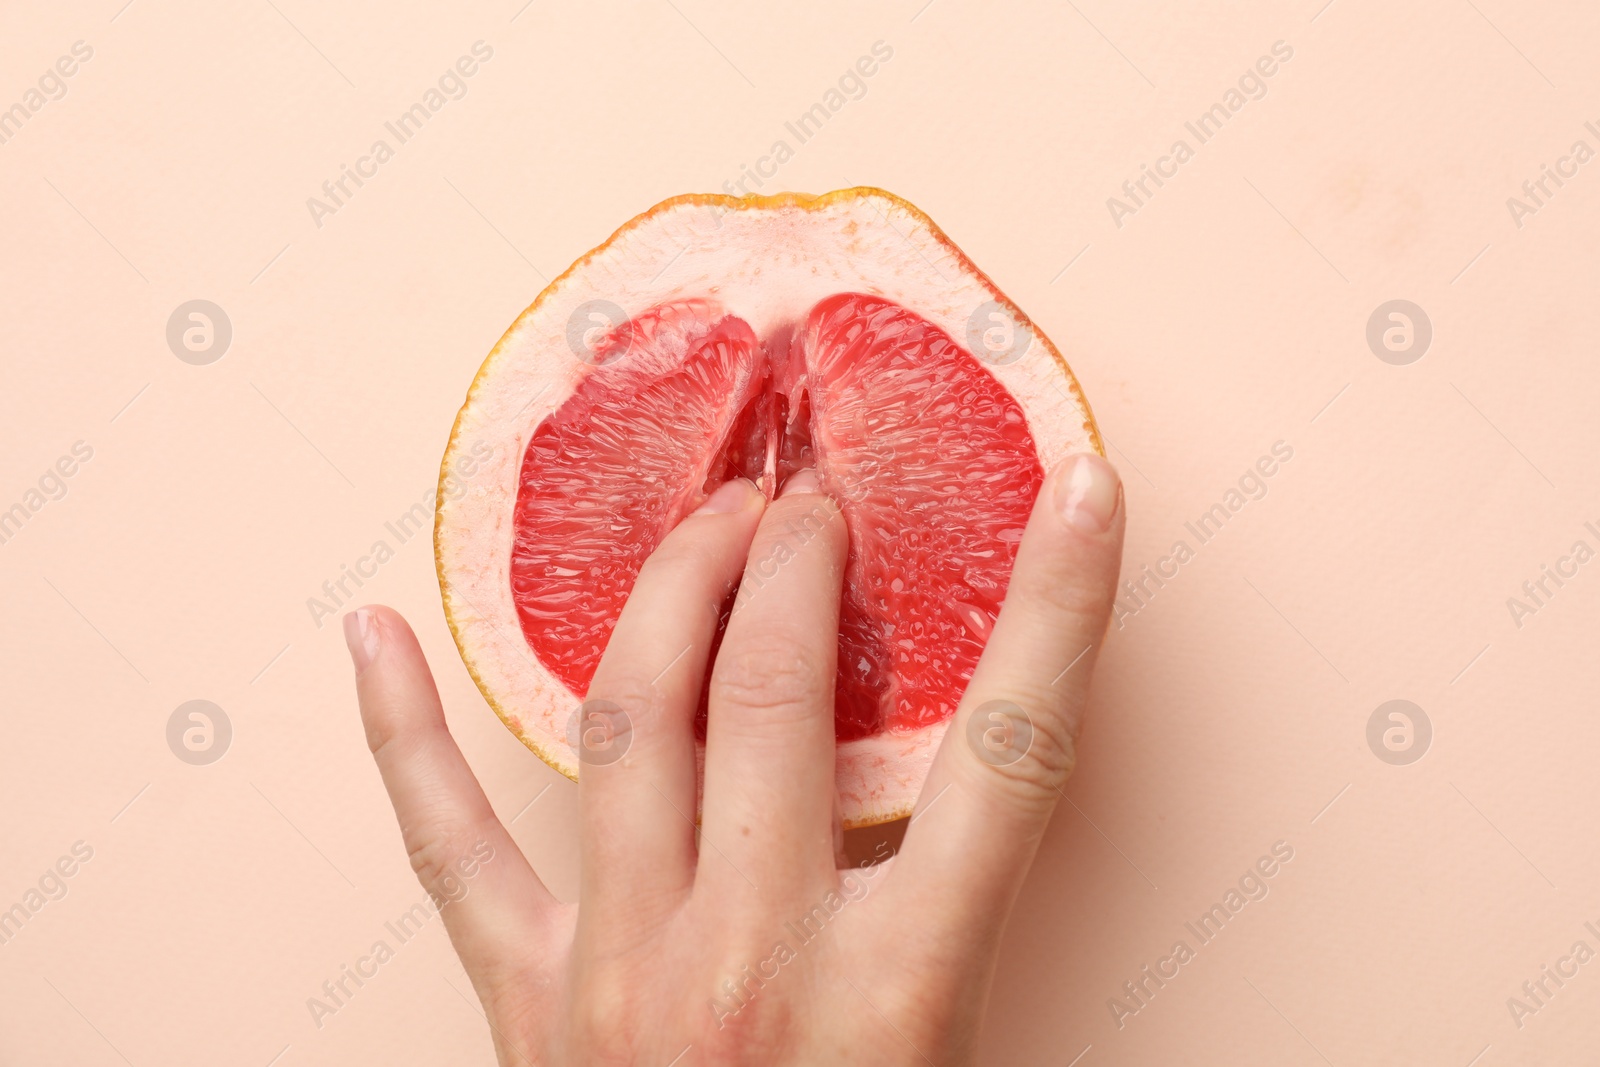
[
  {"xmin": 510, "ymin": 293, "xmax": 1044, "ymax": 742},
  {"xmin": 436, "ymin": 188, "xmax": 1099, "ymax": 827}
]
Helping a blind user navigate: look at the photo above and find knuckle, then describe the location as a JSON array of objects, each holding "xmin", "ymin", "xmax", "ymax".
[
  {"xmin": 1022, "ymin": 568, "xmax": 1117, "ymax": 629},
  {"xmin": 402, "ymin": 824, "xmax": 479, "ymax": 902},
  {"xmin": 363, "ymin": 709, "xmax": 431, "ymax": 765},
  {"xmin": 574, "ymin": 682, "xmax": 652, "ymax": 765},
  {"xmin": 710, "ymin": 640, "xmax": 830, "ymax": 727},
  {"xmin": 570, "ymin": 978, "xmax": 635, "ymax": 1045},
  {"xmin": 959, "ymin": 692, "xmax": 1080, "ymax": 806},
  {"xmin": 362, "ymin": 712, "xmax": 396, "ymax": 758},
  {"xmin": 632, "ymin": 540, "xmax": 738, "ymax": 626},
  {"xmin": 747, "ymin": 497, "xmax": 845, "ymax": 570},
  {"xmin": 570, "ymin": 987, "xmax": 649, "ymax": 1065},
  {"xmin": 640, "ymin": 533, "xmax": 724, "ymax": 586},
  {"xmin": 770, "ymin": 490, "xmax": 843, "ymax": 531},
  {"xmin": 585, "ymin": 674, "xmax": 662, "ymax": 724}
]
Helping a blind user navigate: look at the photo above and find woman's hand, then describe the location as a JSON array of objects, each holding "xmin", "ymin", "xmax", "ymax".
[{"xmin": 344, "ymin": 453, "xmax": 1124, "ymax": 1065}]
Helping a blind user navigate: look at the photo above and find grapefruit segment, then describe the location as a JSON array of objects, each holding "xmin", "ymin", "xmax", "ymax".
[
  {"xmin": 802, "ymin": 293, "xmax": 1044, "ymax": 736},
  {"xmin": 435, "ymin": 188, "xmax": 1100, "ymax": 827},
  {"xmin": 510, "ymin": 302, "xmax": 763, "ymax": 698}
]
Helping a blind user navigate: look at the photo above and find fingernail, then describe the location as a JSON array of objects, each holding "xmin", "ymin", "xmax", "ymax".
[
  {"xmin": 693, "ymin": 478, "xmax": 758, "ymax": 515},
  {"xmin": 781, "ymin": 469, "xmax": 822, "ymax": 496},
  {"xmin": 1053, "ymin": 453, "xmax": 1121, "ymax": 533},
  {"xmin": 343, "ymin": 608, "xmax": 380, "ymax": 673}
]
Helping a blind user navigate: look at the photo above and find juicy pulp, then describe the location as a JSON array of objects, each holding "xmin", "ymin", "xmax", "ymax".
[{"xmin": 510, "ymin": 292, "xmax": 1043, "ymax": 741}]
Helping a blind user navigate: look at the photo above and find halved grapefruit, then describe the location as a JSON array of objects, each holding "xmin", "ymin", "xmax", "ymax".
[{"xmin": 435, "ymin": 188, "xmax": 1100, "ymax": 828}]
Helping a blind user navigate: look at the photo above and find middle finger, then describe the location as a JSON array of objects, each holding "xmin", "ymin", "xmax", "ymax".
[{"xmin": 699, "ymin": 470, "xmax": 848, "ymax": 892}]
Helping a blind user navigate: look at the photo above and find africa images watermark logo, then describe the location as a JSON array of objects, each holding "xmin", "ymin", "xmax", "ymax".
[
  {"xmin": 0, "ymin": 440, "xmax": 94, "ymax": 549},
  {"xmin": 707, "ymin": 845, "xmax": 894, "ymax": 1030},
  {"xmin": 0, "ymin": 40, "xmax": 94, "ymax": 148},
  {"xmin": 0, "ymin": 841, "xmax": 95, "ymax": 949},
  {"xmin": 1106, "ymin": 40, "xmax": 1294, "ymax": 228},
  {"xmin": 714, "ymin": 40, "xmax": 894, "ymax": 201},
  {"xmin": 1505, "ymin": 120, "xmax": 1600, "ymax": 230},
  {"xmin": 305, "ymin": 439, "xmax": 494, "ymax": 628},
  {"xmin": 1366, "ymin": 700, "xmax": 1430, "ymax": 766},
  {"xmin": 305, "ymin": 840, "xmax": 494, "ymax": 1029},
  {"xmin": 565, "ymin": 299, "xmax": 634, "ymax": 366},
  {"xmin": 1106, "ymin": 840, "xmax": 1295, "ymax": 1028},
  {"xmin": 566, "ymin": 699, "xmax": 632, "ymax": 766},
  {"xmin": 166, "ymin": 700, "xmax": 232, "ymax": 766},
  {"xmin": 1114, "ymin": 441, "xmax": 1295, "ymax": 628},
  {"xmin": 1504, "ymin": 518, "xmax": 1600, "ymax": 631},
  {"xmin": 1505, "ymin": 921, "xmax": 1600, "ymax": 1031},
  {"xmin": 304, "ymin": 41, "xmax": 494, "ymax": 229},
  {"xmin": 965, "ymin": 300, "xmax": 1033, "ymax": 367},
  {"xmin": 1366, "ymin": 300, "xmax": 1431, "ymax": 366},
  {"xmin": 166, "ymin": 300, "xmax": 233, "ymax": 365}
]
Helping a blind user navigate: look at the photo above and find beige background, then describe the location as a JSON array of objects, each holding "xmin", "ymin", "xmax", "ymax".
[{"xmin": 3, "ymin": 0, "xmax": 1598, "ymax": 1063}]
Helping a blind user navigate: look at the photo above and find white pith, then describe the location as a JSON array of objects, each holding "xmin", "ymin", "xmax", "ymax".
[{"xmin": 436, "ymin": 190, "xmax": 1097, "ymax": 828}]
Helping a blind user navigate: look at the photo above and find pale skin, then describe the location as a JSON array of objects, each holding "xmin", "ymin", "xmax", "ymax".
[{"xmin": 344, "ymin": 452, "xmax": 1125, "ymax": 1065}]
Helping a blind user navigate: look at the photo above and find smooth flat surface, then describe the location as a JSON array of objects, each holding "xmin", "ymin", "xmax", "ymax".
[{"xmin": 1, "ymin": 1, "xmax": 1596, "ymax": 1064}]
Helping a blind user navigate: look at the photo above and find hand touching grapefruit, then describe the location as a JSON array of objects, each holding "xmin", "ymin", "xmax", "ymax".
[
  {"xmin": 343, "ymin": 189, "xmax": 1125, "ymax": 1063},
  {"xmin": 435, "ymin": 188, "xmax": 1102, "ymax": 826},
  {"xmin": 346, "ymin": 450, "xmax": 1122, "ymax": 1063}
]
